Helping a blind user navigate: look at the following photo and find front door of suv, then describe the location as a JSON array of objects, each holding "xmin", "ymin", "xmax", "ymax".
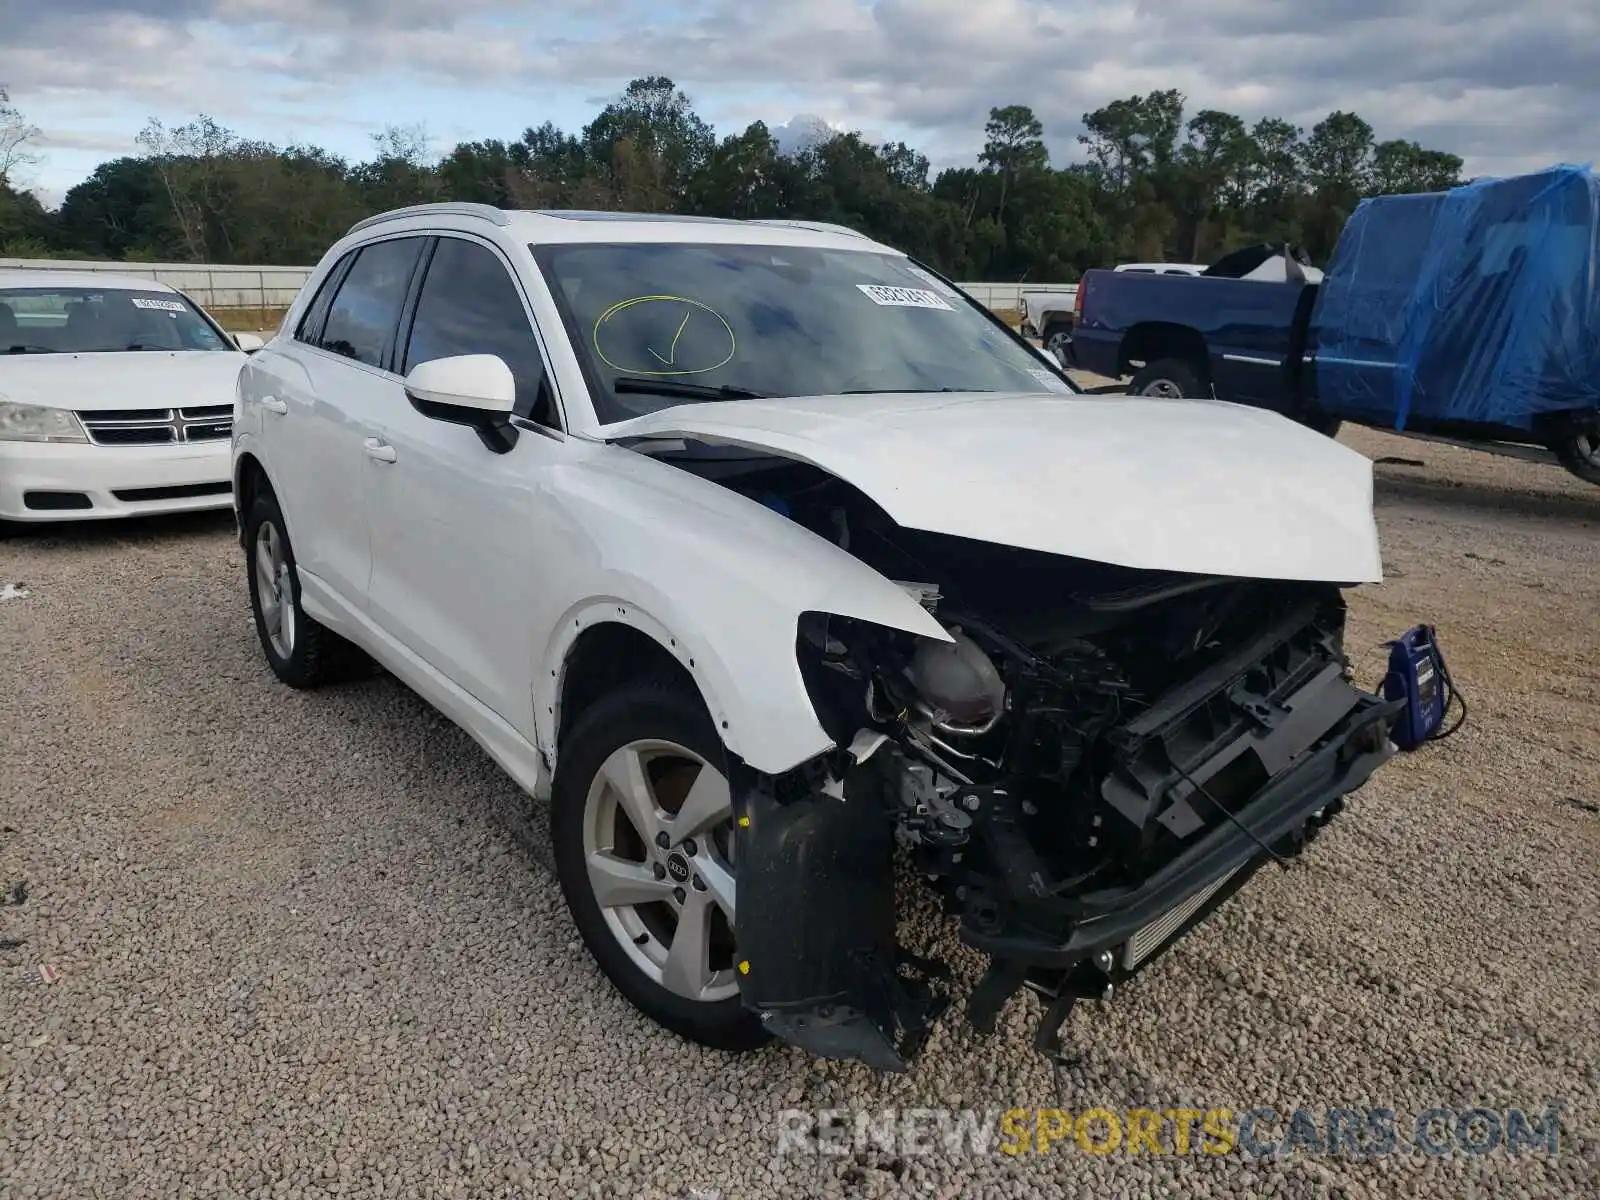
[
  {"xmin": 262, "ymin": 235, "xmax": 425, "ymax": 618},
  {"xmin": 364, "ymin": 233, "xmax": 567, "ymax": 734}
]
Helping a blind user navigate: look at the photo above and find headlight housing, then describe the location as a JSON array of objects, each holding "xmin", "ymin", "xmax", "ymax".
[
  {"xmin": 0, "ymin": 400, "xmax": 89, "ymax": 443},
  {"xmin": 796, "ymin": 612, "xmax": 1008, "ymax": 745}
]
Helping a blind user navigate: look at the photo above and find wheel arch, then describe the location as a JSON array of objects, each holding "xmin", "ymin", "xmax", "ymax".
[
  {"xmin": 233, "ymin": 450, "xmax": 271, "ymax": 547},
  {"xmin": 234, "ymin": 451, "xmax": 312, "ymax": 558},
  {"xmin": 552, "ymin": 618, "xmax": 706, "ymax": 752},
  {"xmin": 535, "ymin": 597, "xmax": 834, "ymax": 782},
  {"xmin": 1119, "ymin": 321, "xmax": 1210, "ymax": 380}
]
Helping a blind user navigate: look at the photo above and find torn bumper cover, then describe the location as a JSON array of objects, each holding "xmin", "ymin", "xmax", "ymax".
[
  {"xmin": 731, "ymin": 678, "xmax": 1401, "ymax": 1071},
  {"xmin": 730, "ymin": 763, "xmax": 950, "ymax": 1072}
]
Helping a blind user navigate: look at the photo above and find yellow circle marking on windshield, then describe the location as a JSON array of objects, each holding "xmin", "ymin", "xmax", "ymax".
[{"xmin": 593, "ymin": 295, "xmax": 737, "ymax": 376}]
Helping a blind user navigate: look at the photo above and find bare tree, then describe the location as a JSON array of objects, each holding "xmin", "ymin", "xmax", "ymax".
[
  {"xmin": 359, "ymin": 123, "xmax": 446, "ymax": 210},
  {"xmin": 136, "ymin": 115, "xmax": 237, "ymax": 261},
  {"xmin": 0, "ymin": 86, "xmax": 43, "ymax": 188},
  {"xmin": 369, "ymin": 123, "xmax": 434, "ymax": 169}
]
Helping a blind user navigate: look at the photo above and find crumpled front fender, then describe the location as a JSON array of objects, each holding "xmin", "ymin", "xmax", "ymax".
[{"xmin": 532, "ymin": 450, "xmax": 950, "ymax": 777}]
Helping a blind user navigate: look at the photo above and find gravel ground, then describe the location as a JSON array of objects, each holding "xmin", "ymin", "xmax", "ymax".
[{"xmin": 2, "ymin": 426, "xmax": 1597, "ymax": 1199}]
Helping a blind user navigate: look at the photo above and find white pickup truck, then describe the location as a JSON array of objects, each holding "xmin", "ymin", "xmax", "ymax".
[{"xmin": 1016, "ymin": 287, "xmax": 1079, "ymax": 358}]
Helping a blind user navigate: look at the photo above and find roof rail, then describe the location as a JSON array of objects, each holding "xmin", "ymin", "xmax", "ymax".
[
  {"xmin": 747, "ymin": 218, "xmax": 872, "ymax": 240},
  {"xmin": 346, "ymin": 202, "xmax": 511, "ymax": 237}
]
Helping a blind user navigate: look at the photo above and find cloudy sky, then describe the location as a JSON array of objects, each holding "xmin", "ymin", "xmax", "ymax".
[{"xmin": 3, "ymin": 0, "xmax": 1596, "ymax": 203}]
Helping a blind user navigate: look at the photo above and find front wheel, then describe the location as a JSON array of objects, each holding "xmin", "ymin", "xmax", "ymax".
[
  {"xmin": 551, "ymin": 677, "xmax": 767, "ymax": 1053},
  {"xmin": 1552, "ymin": 424, "xmax": 1600, "ymax": 486},
  {"xmin": 1128, "ymin": 357, "xmax": 1208, "ymax": 399}
]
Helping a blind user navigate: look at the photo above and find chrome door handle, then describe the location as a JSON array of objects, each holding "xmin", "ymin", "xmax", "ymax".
[
  {"xmin": 363, "ymin": 437, "xmax": 398, "ymax": 464},
  {"xmin": 260, "ymin": 395, "xmax": 288, "ymax": 415}
]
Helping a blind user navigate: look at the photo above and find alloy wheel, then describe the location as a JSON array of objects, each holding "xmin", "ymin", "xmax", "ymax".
[
  {"xmin": 1140, "ymin": 379, "xmax": 1185, "ymax": 399},
  {"xmin": 580, "ymin": 739, "xmax": 739, "ymax": 1003},
  {"xmin": 254, "ymin": 520, "xmax": 296, "ymax": 659}
]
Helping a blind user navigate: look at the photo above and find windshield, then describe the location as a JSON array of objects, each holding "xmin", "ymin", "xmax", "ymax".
[
  {"xmin": 531, "ymin": 241, "xmax": 1078, "ymax": 423},
  {"xmin": 0, "ymin": 287, "xmax": 234, "ymax": 354}
]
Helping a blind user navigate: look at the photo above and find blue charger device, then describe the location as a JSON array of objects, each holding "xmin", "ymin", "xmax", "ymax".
[{"xmin": 1381, "ymin": 624, "xmax": 1463, "ymax": 750}]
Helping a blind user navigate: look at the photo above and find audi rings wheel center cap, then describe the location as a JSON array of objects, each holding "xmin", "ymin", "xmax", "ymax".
[{"xmin": 666, "ymin": 854, "xmax": 691, "ymax": 884}]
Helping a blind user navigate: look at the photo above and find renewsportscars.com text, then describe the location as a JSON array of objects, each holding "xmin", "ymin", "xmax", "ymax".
[{"xmin": 774, "ymin": 1104, "xmax": 1564, "ymax": 1160}]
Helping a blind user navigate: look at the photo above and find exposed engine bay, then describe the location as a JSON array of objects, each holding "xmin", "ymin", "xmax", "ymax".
[{"xmin": 640, "ymin": 442, "xmax": 1405, "ymax": 1070}]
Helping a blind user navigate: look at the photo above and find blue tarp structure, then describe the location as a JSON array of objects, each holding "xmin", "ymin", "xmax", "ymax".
[{"xmin": 1311, "ymin": 164, "xmax": 1600, "ymax": 430}]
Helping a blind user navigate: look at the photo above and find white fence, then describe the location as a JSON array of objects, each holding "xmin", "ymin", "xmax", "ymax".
[
  {"xmin": 0, "ymin": 257, "xmax": 1074, "ymax": 315},
  {"xmin": 957, "ymin": 281, "xmax": 1075, "ymax": 312},
  {"xmin": 0, "ymin": 259, "xmax": 314, "ymax": 310}
]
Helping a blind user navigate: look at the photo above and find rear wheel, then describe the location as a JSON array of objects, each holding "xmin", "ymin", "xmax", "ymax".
[
  {"xmin": 552, "ymin": 677, "xmax": 767, "ymax": 1053},
  {"xmin": 1128, "ymin": 357, "xmax": 1208, "ymax": 399},
  {"xmin": 243, "ymin": 490, "xmax": 371, "ymax": 688},
  {"xmin": 1042, "ymin": 321, "xmax": 1074, "ymax": 362},
  {"xmin": 1553, "ymin": 425, "xmax": 1600, "ymax": 485}
]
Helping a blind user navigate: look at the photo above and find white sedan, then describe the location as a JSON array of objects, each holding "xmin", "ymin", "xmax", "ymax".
[{"xmin": 0, "ymin": 270, "xmax": 262, "ymax": 526}]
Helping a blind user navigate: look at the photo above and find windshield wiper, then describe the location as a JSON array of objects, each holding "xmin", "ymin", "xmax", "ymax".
[
  {"xmin": 3, "ymin": 344, "xmax": 56, "ymax": 354},
  {"xmin": 612, "ymin": 376, "xmax": 768, "ymax": 402}
]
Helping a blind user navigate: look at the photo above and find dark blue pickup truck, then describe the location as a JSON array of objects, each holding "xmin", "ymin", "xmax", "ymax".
[
  {"xmin": 1069, "ymin": 168, "xmax": 1600, "ymax": 487},
  {"xmin": 1070, "ymin": 245, "xmax": 1332, "ymax": 427}
]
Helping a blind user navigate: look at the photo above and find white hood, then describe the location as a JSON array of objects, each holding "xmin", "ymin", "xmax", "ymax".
[
  {"xmin": 0, "ymin": 351, "xmax": 247, "ymax": 412},
  {"xmin": 611, "ymin": 392, "xmax": 1383, "ymax": 584}
]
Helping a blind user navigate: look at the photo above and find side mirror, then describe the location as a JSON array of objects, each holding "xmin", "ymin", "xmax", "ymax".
[
  {"xmin": 403, "ymin": 354, "xmax": 519, "ymax": 454},
  {"xmin": 1034, "ymin": 342, "xmax": 1069, "ymax": 369},
  {"xmin": 234, "ymin": 332, "xmax": 265, "ymax": 353}
]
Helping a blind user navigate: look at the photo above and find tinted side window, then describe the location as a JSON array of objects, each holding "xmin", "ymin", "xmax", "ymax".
[
  {"xmin": 318, "ymin": 238, "xmax": 423, "ymax": 369},
  {"xmin": 403, "ymin": 238, "xmax": 556, "ymax": 427},
  {"xmin": 295, "ymin": 251, "xmax": 354, "ymax": 344}
]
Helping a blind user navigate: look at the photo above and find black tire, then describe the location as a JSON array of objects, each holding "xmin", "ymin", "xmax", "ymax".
[
  {"xmin": 551, "ymin": 676, "xmax": 768, "ymax": 1054},
  {"xmin": 1128, "ymin": 357, "xmax": 1208, "ymax": 399},
  {"xmin": 243, "ymin": 489, "xmax": 371, "ymax": 688},
  {"xmin": 1552, "ymin": 426, "xmax": 1600, "ymax": 486},
  {"xmin": 1042, "ymin": 320, "xmax": 1074, "ymax": 361}
]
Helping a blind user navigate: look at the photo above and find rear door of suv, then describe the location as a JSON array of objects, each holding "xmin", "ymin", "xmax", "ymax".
[{"xmin": 256, "ymin": 235, "xmax": 425, "ymax": 618}]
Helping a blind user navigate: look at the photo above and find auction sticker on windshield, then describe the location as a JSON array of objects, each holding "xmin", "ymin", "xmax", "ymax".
[
  {"xmin": 856, "ymin": 284, "xmax": 954, "ymax": 311},
  {"xmin": 131, "ymin": 298, "xmax": 186, "ymax": 312}
]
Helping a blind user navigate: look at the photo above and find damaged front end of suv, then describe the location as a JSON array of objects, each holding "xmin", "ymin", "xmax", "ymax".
[
  {"xmin": 607, "ymin": 385, "xmax": 1411, "ymax": 1072},
  {"xmin": 730, "ymin": 530, "xmax": 1402, "ymax": 1071}
]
